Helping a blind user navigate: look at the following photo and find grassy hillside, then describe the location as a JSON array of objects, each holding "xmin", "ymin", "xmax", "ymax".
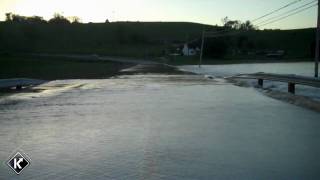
[
  {"xmin": 0, "ymin": 22, "xmax": 212, "ymax": 57},
  {"xmin": 0, "ymin": 55, "xmax": 130, "ymax": 80},
  {"xmin": 0, "ymin": 21, "xmax": 316, "ymax": 59}
]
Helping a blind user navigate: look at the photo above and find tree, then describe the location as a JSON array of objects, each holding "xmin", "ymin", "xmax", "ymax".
[
  {"xmin": 5, "ymin": 13, "xmax": 13, "ymax": 21},
  {"xmin": 26, "ymin": 16, "xmax": 46, "ymax": 24},
  {"xmin": 48, "ymin": 13, "xmax": 70, "ymax": 24},
  {"xmin": 240, "ymin": 21, "xmax": 255, "ymax": 31},
  {"xmin": 69, "ymin": 16, "xmax": 81, "ymax": 24},
  {"xmin": 222, "ymin": 17, "xmax": 230, "ymax": 27},
  {"xmin": 4, "ymin": 13, "xmax": 46, "ymax": 24},
  {"xmin": 222, "ymin": 17, "xmax": 241, "ymax": 30},
  {"xmin": 222, "ymin": 17, "xmax": 256, "ymax": 30}
]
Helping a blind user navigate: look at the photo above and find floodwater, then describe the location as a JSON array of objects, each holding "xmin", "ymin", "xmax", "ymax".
[
  {"xmin": 0, "ymin": 73, "xmax": 320, "ymax": 179},
  {"xmin": 180, "ymin": 62, "xmax": 320, "ymax": 101},
  {"xmin": 180, "ymin": 62, "xmax": 316, "ymax": 77}
]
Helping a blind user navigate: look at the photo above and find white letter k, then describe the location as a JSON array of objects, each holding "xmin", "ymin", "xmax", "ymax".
[{"xmin": 14, "ymin": 158, "xmax": 23, "ymax": 169}]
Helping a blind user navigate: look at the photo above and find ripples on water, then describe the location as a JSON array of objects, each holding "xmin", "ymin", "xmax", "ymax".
[{"xmin": 0, "ymin": 73, "xmax": 320, "ymax": 179}]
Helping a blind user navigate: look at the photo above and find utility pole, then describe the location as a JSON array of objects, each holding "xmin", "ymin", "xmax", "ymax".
[
  {"xmin": 315, "ymin": 0, "xmax": 320, "ymax": 77},
  {"xmin": 199, "ymin": 30, "xmax": 205, "ymax": 68}
]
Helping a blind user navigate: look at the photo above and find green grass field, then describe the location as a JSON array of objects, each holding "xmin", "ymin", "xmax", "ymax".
[{"xmin": 0, "ymin": 55, "xmax": 130, "ymax": 80}]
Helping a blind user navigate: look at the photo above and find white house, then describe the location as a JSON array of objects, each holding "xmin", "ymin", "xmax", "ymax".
[{"xmin": 182, "ymin": 43, "xmax": 198, "ymax": 56}]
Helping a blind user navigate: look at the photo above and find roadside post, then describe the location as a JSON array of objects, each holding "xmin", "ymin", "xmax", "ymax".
[
  {"xmin": 199, "ymin": 30, "xmax": 205, "ymax": 68},
  {"xmin": 315, "ymin": 0, "xmax": 320, "ymax": 77}
]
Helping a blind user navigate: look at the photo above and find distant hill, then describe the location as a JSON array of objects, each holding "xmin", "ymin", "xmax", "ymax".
[{"xmin": 0, "ymin": 21, "xmax": 316, "ymax": 59}]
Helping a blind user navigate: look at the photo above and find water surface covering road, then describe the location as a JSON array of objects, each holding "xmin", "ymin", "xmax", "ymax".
[
  {"xmin": 180, "ymin": 62, "xmax": 315, "ymax": 77},
  {"xmin": 0, "ymin": 75, "xmax": 319, "ymax": 179}
]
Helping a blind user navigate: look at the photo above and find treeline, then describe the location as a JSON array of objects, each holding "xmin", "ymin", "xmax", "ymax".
[
  {"xmin": 5, "ymin": 13, "xmax": 81, "ymax": 24},
  {"xmin": 201, "ymin": 17, "xmax": 257, "ymax": 58}
]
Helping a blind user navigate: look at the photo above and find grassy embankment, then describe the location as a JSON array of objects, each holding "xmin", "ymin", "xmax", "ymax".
[{"xmin": 0, "ymin": 55, "xmax": 131, "ymax": 80}]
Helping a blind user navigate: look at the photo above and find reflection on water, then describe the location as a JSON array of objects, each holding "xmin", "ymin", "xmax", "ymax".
[{"xmin": 0, "ymin": 74, "xmax": 320, "ymax": 179}]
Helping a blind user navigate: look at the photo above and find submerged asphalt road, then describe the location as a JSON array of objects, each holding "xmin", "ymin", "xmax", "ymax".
[{"xmin": 0, "ymin": 75, "xmax": 319, "ymax": 179}]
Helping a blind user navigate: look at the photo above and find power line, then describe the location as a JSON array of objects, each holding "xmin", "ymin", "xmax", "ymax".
[
  {"xmin": 198, "ymin": 0, "xmax": 317, "ymax": 67},
  {"xmin": 258, "ymin": 3, "xmax": 317, "ymax": 27},
  {"xmin": 252, "ymin": 0, "xmax": 305, "ymax": 22},
  {"xmin": 255, "ymin": 0, "xmax": 317, "ymax": 26},
  {"xmin": 203, "ymin": 1, "xmax": 310, "ymax": 37},
  {"xmin": 203, "ymin": 1, "xmax": 317, "ymax": 37},
  {"xmin": 194, "ymin": 0, "xmax": 316, "ymax": 52}
]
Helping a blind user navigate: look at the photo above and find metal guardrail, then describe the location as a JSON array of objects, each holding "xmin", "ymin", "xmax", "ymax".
[{"xmin": 227, "ymin": 73, "xmax": 320, "ymax": 94}]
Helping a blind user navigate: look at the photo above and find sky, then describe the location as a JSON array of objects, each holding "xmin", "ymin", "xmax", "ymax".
[{"xmin": 0, "ymin": 0, "xmax": 317, "ymax": 29}]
